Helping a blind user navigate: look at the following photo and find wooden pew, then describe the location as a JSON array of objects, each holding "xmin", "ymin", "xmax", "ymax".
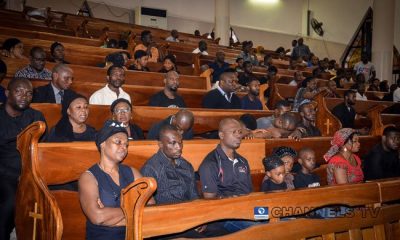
[
  {"xmin": 3, "ymin": 58, "xmax": 209, "ymax": 90},
  {"xmin": 0, "ymin": 26, "xmax": 103, "ymax": 47},
  {"xmin": 30, "ymin": 104, "xmax": 272, "ymax": 135},
  {"xmin": 15, "ymin": 121, "xmax": 394, "ymax": 240}
]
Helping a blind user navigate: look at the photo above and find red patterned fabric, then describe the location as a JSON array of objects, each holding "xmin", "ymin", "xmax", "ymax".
[{"xmin": 327, "ymin": 154, "xmax": 364, "ymax": 185}]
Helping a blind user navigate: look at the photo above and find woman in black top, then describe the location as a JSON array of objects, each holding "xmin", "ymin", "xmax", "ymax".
[
  {"xmin": 110, "ymin": 99, "xmax": 145, "ymax": 140},
  {"xmin": 47, "ymin": 93, "xmax": 96, "ymax": 142}
]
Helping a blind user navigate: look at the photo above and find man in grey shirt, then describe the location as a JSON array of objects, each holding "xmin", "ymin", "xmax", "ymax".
[{"xmin": 257, "ymin": 100, "xmax": 292, "ymax": 129}]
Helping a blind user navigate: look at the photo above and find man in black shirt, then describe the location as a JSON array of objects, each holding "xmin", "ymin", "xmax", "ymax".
[
  {"xmin": 32, "ymin": 63, "xmax": 76, "ymax": 103},
  {"xmin": 331, "ymin": 90, "xmax": 356, "ymax": 128},
  {"xmin": 0, "ymin": 78, "xmax": 46, "ymax": 239},
  {"xmin": 363, "ymin": 126, "xmax": 400, "ymax": 180},
  {"xmin": 142, "ymin": 124, "xmax": 198, "ymax": 204},
  {"xmin": 199, "ymin": 118, "xmax": 256, "ymax": 232},
  {"xmin": 295, "ymin": 101, "xmax": 321, "ymax": 137},
  {"xmin": 202, "ymin": 71, "xmax": 241, "ymax": 109},
  {"xmin": 147, "ymin": 109, "xmax": 194, "ymax": 140},
  {"xmin": 149, "ymin": 71, "xmax": 186, "ymax": 108}
]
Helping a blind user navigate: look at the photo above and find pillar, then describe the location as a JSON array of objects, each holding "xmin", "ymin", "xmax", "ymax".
[
  {"xmin": 372, "ymin": 0, "xmax": 395, "ymax": 83},
  {"xmin": 215, "ymin": 0, "xmax": 230, "ymax": 46}
]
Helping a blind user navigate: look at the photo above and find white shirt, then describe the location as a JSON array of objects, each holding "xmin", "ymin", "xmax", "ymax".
[
  {"xmin": 355, "ymin": 92, "xmax": 368, "ymax": 101},
  {"xmin": 89, "ymin": 84, "xmax": 131, "ymax": 105},
  {"xmin": 393, "ymin": 88, "xmax": 400, "ymax": 102},
  {"xmin": 192, "ymin": 48, "xmax": 208, "ymax": 55}
]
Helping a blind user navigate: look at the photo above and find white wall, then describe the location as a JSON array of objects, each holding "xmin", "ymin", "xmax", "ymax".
[{"xmin": 395, "ymin": 0, "xmax": 400, "ymax": 50}]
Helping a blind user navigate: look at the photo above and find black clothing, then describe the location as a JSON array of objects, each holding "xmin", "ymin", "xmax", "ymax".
[
  {"xmin": 32, "ymin": 83, "xmax": 76, "ymax": 103},
  {"xmin": 127, "ymin": 65, "xmax": 150, "ymax": 72},
  {"xmin": 47, "ymin": 125, "xmax": 96, "ymax": 142},
  {"xmin": 298, "ymin": 123, "xmax": 322, "ymax": 137},
  {"xmin": 86, "ymin": 164, "xmax": 134, "ymax": 240},
  {"xmin": 141, "ymin": 150, "xmax": 198, "ymax": 204},
  {"xmin": 294, "ymin": 171, "xmax": 320, "ymax": 188},
  {"xmin": 0, "ymin": 106, "xmax": 46, "ymax": 239},
  {"xmin": 149, "ymin": 90, "xmax": 186, "ymax": 108},
  {"xmin": 202, "ymin": 89, "xmax": 241, "ymax": 109},
  {"xmin": 199, "ymin": 145, "xmax": 253, "ymax": 197},
  {"xmin": 128, "ymin": 123, "xmax": 145, "ymax": 140},
  {"xmin": 147, "ymin": 115, "xmax": 193, "ymax": 140},
  {"xmin": 261, "ymin": 178, "xmax": 287, "ymax": 192},
  {"xmin": 363, "ymin": 143, "xmax": 400, "ymax": 180},
  {"xmin": 331, "ymin": 102, "xmax": 356, "ymax": 128}
]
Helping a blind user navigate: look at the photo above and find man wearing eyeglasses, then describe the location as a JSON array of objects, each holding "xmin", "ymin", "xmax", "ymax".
[{"xmin": 15, "ymin": 47, "xmax": 52, "ymax": 80}]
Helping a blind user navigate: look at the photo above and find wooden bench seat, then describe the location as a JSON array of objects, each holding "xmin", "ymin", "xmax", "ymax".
[
  {"xmin": 3, "ymin": 58, "xmax": 209, "ymax": 90},
  {"xmin": 15, "ymin": 121, "xmax": 396, "ymax": 240},
  {"xmin": 30, "ymin": 104, "xmax": 272, "ymax": 135}
]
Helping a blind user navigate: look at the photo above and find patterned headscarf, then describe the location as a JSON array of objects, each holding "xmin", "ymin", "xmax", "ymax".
[{"xmin": 323, "ymin": 128, "xmax": 355, "ymax": 162}]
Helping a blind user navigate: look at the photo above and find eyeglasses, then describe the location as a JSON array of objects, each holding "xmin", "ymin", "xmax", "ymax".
[{"xmin": 114, "ymin": 108, "xmax": 130, "ymax": 114}]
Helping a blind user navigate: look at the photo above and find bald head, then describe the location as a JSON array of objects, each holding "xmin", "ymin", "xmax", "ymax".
[
  {"xmin": 172, "ymin": 110, "xmax": 194, "ymax": 136},
  {"xmin": 218, "ymin": 118, "xmax": 243, "ymax": 149},
  {"xmin": 219, "ymin": 118, "xmax": 240, "ymax": 132}
]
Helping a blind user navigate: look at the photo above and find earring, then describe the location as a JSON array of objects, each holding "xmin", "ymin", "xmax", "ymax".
[{"xmin": 343, "ymin": 147, "xmax": 347, "ymax": 152}]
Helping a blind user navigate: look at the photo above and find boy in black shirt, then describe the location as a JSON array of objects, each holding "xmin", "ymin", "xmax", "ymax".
[
  {"xmin": 294, "ymin": 148, "xmax": 320, "ymax": 188},
  {"xmin": 261, "ymin": 156, "xmax": 287, "ymax": 192}
]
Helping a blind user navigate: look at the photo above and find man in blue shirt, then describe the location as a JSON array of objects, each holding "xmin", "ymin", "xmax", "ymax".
[
  {"xmin": 241, "ymin": 79, "xmax": 262, "ymax": 110},
  {"xmin": 208, "ymin": 51, "xmax": 230, "ymax": 83}
]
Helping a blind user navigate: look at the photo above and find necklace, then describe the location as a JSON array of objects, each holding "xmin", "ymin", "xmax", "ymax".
[{"xmin": 98, "ymin": 164, "xmax": 120, "ymax": 201}]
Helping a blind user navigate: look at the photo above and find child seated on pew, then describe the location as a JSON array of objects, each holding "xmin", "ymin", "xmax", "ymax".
[
  {"xmin": 261, "ymin": 156, "xmax": 287, "ymax": 192},
  {"xmin": 250, "ymin": 112, "xmax": 299, "ymax": 139},
  {"xmin": 272, "ymin": 147, "xmax": 299, "ymax": 189},
  {"xmin": 294, "ymin": 148, "xmax": 320, "ymax": 188}
]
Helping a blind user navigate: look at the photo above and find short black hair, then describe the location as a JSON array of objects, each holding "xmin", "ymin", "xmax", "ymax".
[
  {"xmin": 272, "ymin": 146, "xmax": 297, "ymax": 159},
  {"xmin": 1, "ymin": 38, "xmax": 22, "ymax": 51},
  {"xmin": 344, "ymin": 89, "xmax": 356, "ymax": 98},
  {"xmin": 263, "ymin": 155, "xmax": 284, "ymax": 172},
  {"xmin": 50, "ymin": 42, "xmax": 63, "ymax": 55},
  {"xmin": 110, "ymin": 98, "xmax": 131, "ymax": 113},
  {"xmin": 298, "ymin": 101, "xmax": 313, "ymax": 113},
  {"xmin": 30, "ymin": 46, "xmax": 45, "ymax": 57},
  {"xmin": 134, "ymin": 50, "xmax": 147, "ymax": 60},
  {"xmin": 107, "ymin": 39, "xmax": 118, "ymax": 48},
  {"xmin": 107, "ymin": 65, "xmax": 123, "ymax": 76},
  {"xmin": 7, "ymin": 77, "xmax": 31, "ymax": 91},
  {"xmin": 383, "ymin": 126, "xmax": 400, "ymax": 136},
  {"xmin": 118, "ymin": 40, "xmax": 128, "ymax": 50},
  {"xmin": 280, "ymin": 112, "xmax": 298, "ymax": 125},
  {"xmin": 275, "ymin": 100, "xmax": 291, "ymax": 109},
  {"xmin": 236, "ymin": 57, "xmax": 243, "ymax": 63},
  {"xmin": 300, "ymin": 77, "xmax": 315, "ymax": 88},
  {"xmin": 141, "ymin": 30, "xmax": 151, "ymax": 40},
  {"xmin": 243, "ymin": 61, "xmax": 252, "ymax": 68},
  {"xmin": 268, "ymin": 66, "xmax": 278, "ymax": 74},
  {"xmin": 0, "ymin": 59, "xmax": 7, "ymax": 75},
  {"xmin": 240, "ymin": 114, "xmax": 257, "ymax": 130},
  {"xmin": 159, "ymin": 124, "xmax": 180, "ymax": 140}
]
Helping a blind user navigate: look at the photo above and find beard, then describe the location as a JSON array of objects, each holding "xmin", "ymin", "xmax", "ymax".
[{"xmin": 169, "ymin": 86, "xmax": 178, "ymax": 92}]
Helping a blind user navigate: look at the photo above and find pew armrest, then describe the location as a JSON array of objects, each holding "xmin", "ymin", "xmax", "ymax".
[{"xmin": 121, "ymin": 177, "xmax": 157, "ymax": 240}]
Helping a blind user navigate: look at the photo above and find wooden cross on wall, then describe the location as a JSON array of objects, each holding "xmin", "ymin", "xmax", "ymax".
[{"xmin": 29, "ymin": 202, "xmax": 43, "ymax": 240}]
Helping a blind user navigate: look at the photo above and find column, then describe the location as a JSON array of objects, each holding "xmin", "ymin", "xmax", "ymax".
[
  {"xmin": 215, "ymin": 0, "xmax": 230, "ymax": 46},
  {"xmin": 372, "ymin": 0, "xmax": 395, "ymax": 83}
]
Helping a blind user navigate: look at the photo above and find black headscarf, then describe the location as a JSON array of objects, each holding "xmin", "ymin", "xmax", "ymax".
[{"xmin": 54, "ymin": 93, "xmax": 87, "ymax": 141}]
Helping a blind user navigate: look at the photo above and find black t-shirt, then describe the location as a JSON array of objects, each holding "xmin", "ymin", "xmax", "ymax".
[
  {"xmin": 331, "ymin": 102, "xmax": 356, "ymax": 128},
  {"xmin": 294, "ymin": 171, "xmax": 320, "ymax": 189},
  {"xmin": 198, "ymin": 145, "xmax": 253, "ymax": 197},
  {"xmin": 0, "ymin": 106, "xmax": 46, "ymax": 179},
  {"xmin": 297, "ymin": 123, "xmax": 322, "ymax": 137},
  {"xmin": 363, "ymin": 143, "xmax": 400, "ymax": 180},
  {"xmin": 261, "ymin": 178, "xmax": 287, "ymax": 192},
  {"xmin": 149, "ymin": 90, "xmax": 186, "ymax": 108}
]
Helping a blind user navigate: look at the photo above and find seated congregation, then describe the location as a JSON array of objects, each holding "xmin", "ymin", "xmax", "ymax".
[{"xmin": 0, "ymin": 6, "xmax": 399, "ymax": 240}]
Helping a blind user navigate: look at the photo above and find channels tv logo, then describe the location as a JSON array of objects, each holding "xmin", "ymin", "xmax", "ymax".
[{"xmin": 254, "ymin": 207, "xmax": 269, "ymax": 220}]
